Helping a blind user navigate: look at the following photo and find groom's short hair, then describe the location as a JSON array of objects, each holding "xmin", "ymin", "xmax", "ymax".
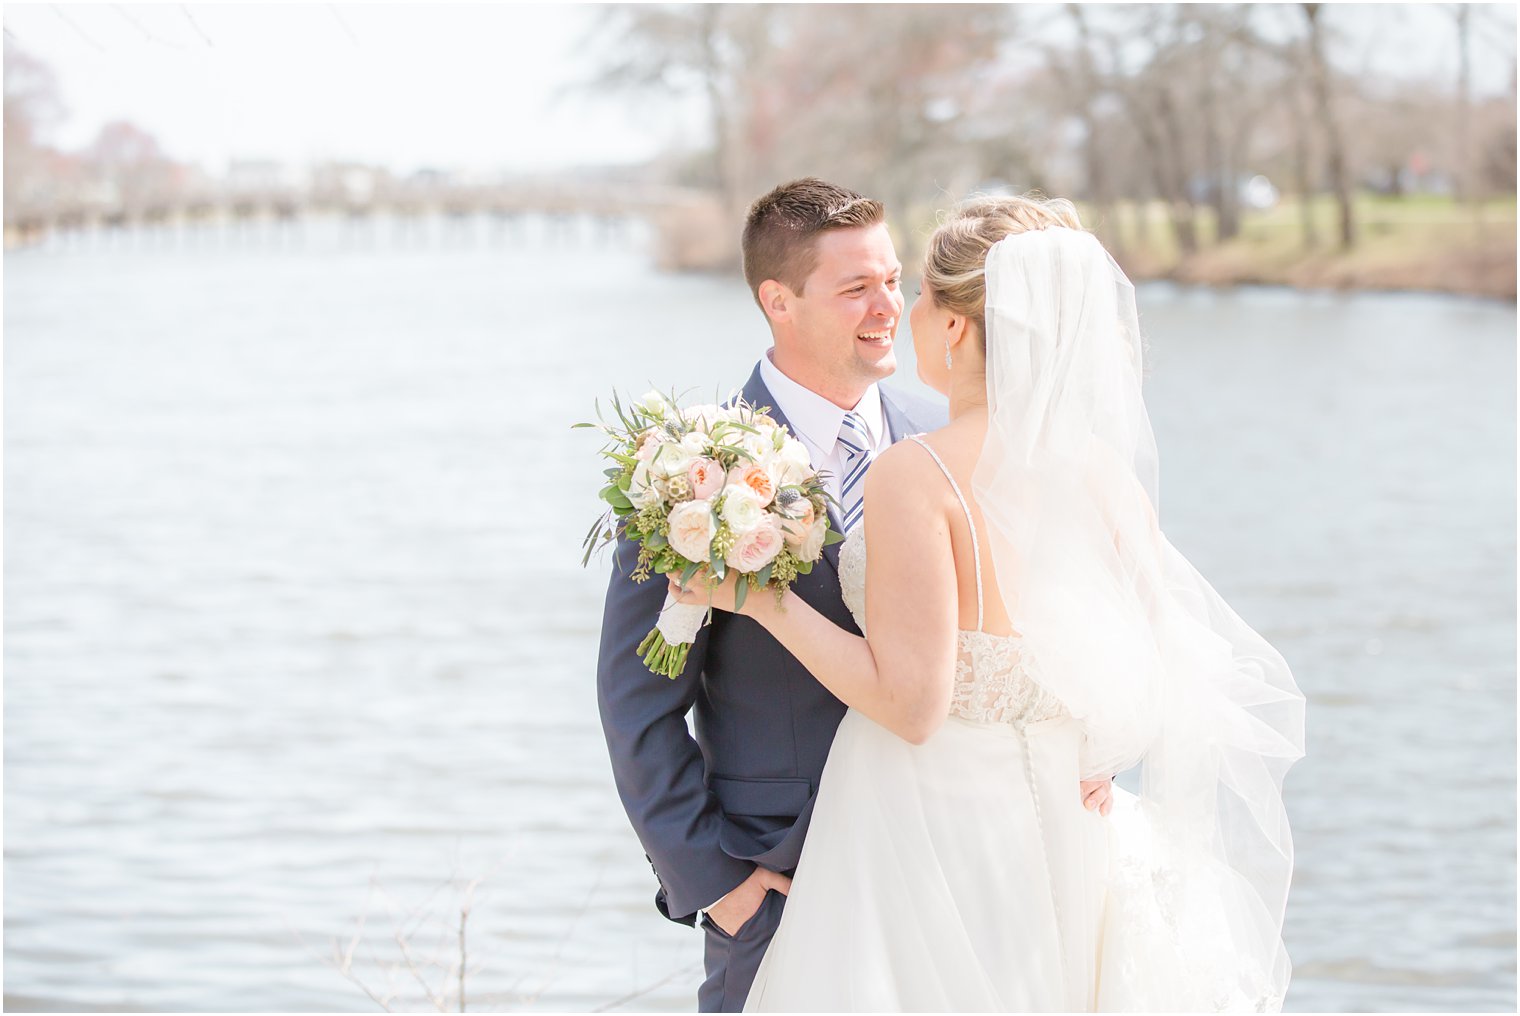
[{"xmin": 742, "ymin": 178, "xmax": 884, "ymax": 307}]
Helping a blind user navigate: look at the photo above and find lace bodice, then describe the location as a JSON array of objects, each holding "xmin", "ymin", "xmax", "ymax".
[{"xmin": 836, "ymin": 436, "xmax": 1067, "ymax": 730}]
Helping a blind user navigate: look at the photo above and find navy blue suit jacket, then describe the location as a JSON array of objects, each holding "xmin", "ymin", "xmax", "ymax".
[{"xmin": 596, "ymin": 363, "xmax": 945, "ymax": 924}]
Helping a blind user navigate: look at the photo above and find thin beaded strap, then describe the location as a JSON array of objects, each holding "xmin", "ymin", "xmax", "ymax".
[{"xmin": 906, "ymin": 435, "xmax": 983, "ymax": 632}]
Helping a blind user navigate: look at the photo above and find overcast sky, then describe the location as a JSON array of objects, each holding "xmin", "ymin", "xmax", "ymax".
[
  {"xmin": 3, "ymin": 4, "xmax": 702, "ymax": 174},
  {"xmin": 4, "ymin": 3, "xmax": 1515, "ymax": 177}
]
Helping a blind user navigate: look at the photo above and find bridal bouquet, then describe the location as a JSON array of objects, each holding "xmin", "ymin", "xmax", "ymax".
[{"xmin": 578, "ymin": 390, "xmax": 840, "ymax": 678}]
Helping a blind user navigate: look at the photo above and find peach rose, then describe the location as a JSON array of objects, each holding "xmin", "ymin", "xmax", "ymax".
[
  {"xmin": 667, "ymin": 499, "xmax": 716, "ymax": 563},
  {"xmin": 778, "ymin": 497, "xmax": 817, "ymax": 549},
  {"xmin": 796, "ymin": 516, "xmax": 828, "ymax": 563},
  {"xmin": 726, "ymin": 463, "xmax": 775, "ymax": 506},
  {"xmin": 687, "ymin": 457, "xmax": 725, "ymax": 501},
  {"xmin": 725, "ymin": 515, "xmax": 784, "ymax": 574},
  {"xmin": 635, "ymin": 428, "xmax": 661, "ymax": 462}
]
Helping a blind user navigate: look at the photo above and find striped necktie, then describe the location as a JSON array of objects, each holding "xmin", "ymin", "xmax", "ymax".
[{"xmin": 837, "ymin": 410, "xmax": 873, "ymax": 535}]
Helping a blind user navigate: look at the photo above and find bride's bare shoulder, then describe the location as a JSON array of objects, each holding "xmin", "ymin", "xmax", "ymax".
[
  {"xmin": 898, "ymin": 418, "xmax": 985, "ymax": 472},
  {"xmin": 862, "ymin": 434, "xmax": 955, "ymax": 514}
]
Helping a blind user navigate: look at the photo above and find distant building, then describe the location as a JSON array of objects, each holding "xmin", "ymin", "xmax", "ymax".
[
  {"xmin": 226, "ymin": 159, "xmax": 306, "ymax": 197},
  {"xmin": 310, "ymin": 162, "xmax": 390, "ymax": 208}
]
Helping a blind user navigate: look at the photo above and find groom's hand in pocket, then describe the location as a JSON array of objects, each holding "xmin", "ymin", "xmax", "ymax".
[{"xmin": 707, "ymin": 866, "xmax": 792, "ymax": 937}]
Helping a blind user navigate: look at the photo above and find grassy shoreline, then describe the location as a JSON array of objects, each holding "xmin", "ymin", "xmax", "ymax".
[
  {"xmin": 1083, "ymin": 196, "xmax": 1517, "ymax": 302},
  {"xmin": 653, "ymin": 192, "xmax": 1515, "ymax": 302}
]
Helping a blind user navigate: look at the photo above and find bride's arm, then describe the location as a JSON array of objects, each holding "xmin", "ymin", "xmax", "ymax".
[{"xmin": 672, "ymin": 443, "xmax": 959, "ymax": 745}]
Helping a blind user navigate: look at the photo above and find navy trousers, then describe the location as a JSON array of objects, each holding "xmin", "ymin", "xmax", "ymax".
[{"xmin": 697, "ymin": 889, "xmax": 787, "ymax": 1012}]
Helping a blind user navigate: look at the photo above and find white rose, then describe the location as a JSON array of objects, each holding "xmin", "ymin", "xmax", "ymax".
[
  {"xmin": 650, "ymin": 441, "xmax": 697, "ymax": 481},
  {"xmin": 680, "ymin": 431, "xmax": 710, "ymax": 456},
  {"xmin": 720, "ymin": 484, "xmax": 765, "ymax": 535},
  {"xmin": 797, "ymin": 516, "xmax": 829, "ymax": 563},
  {"xmin": 683, "ymin": 403, "xmax": 720, "ymax": 431},
  {"xmin": 628, "ymin": 458, "xmax": 661, "ymax": 508},
  {"xmin": 667, "ymin": 499, "xmax": 716, "ymax": 563},
  {"xmin": 752, "ymin": 445, "xmax": 781, "ymax": 482},
  {"xmin": 739, "ymin": 431, "xmax": 771, "ymax": 463},
  {"xmin": 773, "ymin": 437, "xmax": 813, "ymax": 487}
]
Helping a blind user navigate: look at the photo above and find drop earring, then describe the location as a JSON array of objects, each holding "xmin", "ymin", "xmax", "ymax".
[{"xmin": 944, "ymin": 342, "xmax": 953, "ymax": 370}]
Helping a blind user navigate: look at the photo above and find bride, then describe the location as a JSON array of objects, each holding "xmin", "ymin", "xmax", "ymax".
[{"xmin": 667, "ymin": 196, "xmax": 1306, "ymax": 1012}]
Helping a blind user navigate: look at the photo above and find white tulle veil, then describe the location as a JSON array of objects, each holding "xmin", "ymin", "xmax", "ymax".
[{"xmin": 972, "ymin": 227, "xmax": 1307, "ymax": 1009}]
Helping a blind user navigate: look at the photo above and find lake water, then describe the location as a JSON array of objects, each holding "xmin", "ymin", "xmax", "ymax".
[{"xmin": 5, "ymin": 216, "xmax": 1515, "ymax": 1012}]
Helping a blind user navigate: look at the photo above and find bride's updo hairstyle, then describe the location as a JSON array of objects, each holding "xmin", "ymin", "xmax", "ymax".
[{"xmin": 921, "ymin": 194, "xmax": 1083, "ymax": 355}]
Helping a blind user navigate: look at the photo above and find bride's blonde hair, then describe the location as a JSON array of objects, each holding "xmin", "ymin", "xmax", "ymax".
[{"xmin": 921, "ymin": 194, "xmax": 1084, "ymax": 352}]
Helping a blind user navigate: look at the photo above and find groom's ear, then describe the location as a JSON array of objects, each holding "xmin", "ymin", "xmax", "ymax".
[{"xmin": 757, "ymin": 279, "xmax": 793, "ymax": 325}]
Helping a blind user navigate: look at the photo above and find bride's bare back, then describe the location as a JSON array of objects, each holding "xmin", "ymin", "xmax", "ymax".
[{"xmin": 882, "ymin": 409, "xmax": 1015, "ymax": 638}]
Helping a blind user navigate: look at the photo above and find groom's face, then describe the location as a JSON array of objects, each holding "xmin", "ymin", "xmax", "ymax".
[{"xmin": 788, "ymin": 223, "xmax": 903, "ymax": 392}]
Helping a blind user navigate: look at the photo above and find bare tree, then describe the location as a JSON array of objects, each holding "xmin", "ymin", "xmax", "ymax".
[
  {"xmin": 85, "ymin": 120, "xmax": 182, "ymax": 213},
  {"xmin": 580, "ymin": 1, "xmax": 1513, "ymax": 280},
  {"xmin": 1093, "ymin": 7, "xmax": 1204, "ymax": 256},
  {"xmin": 584, "ymin": 4, "xmax": 776, "ymax": 221},
  {"xmin": 1288, "ymin": 73, "xmax": 1322, "ymax": 249},
  {"xmin": 1301, "ymin": 3, "xmax": 1356, "ymax": 249},
  {"xmin": 1180, "ymin": 4, "xmax": 1269, "ymax": 243},
  {"xmin": 3, "ymin": 37, "xmax": 68, "ymax": 221},
  {"xmin": 755, "ymin": 5, "xmax": 1008, "ymax": 240},
  {"xmin": 1052, "ymin": 5, "xmax": 1123, "ymax": 252},
  {"xmin": 1451, "ymin": 3, "xmax": 1475, "ymax": 203}
]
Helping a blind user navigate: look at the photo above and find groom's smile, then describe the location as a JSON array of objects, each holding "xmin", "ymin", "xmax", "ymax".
[
  {"xmin": 797, "ymin": 222, "xmax": 904, "ymax": 392},
  {"xmin": 747, "ymin": 183, "xmax": 904, "ymax": 409}
]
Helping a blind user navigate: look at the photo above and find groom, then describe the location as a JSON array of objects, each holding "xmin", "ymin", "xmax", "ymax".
[{"xmin": 597, "ymin": 178, "xmax": 944, "ymax": 1012}]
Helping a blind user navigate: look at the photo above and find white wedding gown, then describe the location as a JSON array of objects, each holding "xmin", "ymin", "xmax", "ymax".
[{"xmin": 744, "ymin": 437, "xmax": 1257, "ymax": 1013}]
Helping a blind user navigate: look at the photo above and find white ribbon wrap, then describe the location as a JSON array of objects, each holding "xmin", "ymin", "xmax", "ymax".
[{"xmin": 655, "ymin": 592, "xmax": 706, "ymax": 645}]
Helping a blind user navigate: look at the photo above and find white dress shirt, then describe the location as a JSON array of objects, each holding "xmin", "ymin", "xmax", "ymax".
[{"xmin": 757, "ymin": 351, "xmax": 890, "ymax": 512}]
